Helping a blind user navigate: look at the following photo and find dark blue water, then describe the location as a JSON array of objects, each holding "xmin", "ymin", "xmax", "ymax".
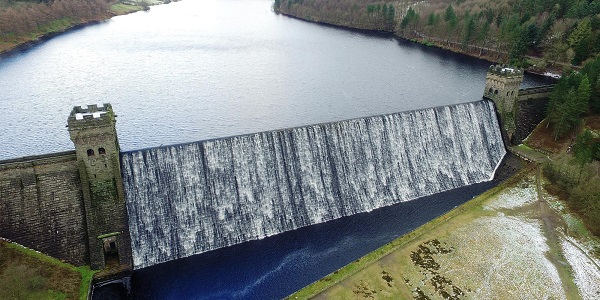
[{"xmin": 128, "ymin": 180, "xmax": 494, "ymax": 299}]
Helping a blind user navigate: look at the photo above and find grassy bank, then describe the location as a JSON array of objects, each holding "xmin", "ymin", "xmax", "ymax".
[
  {"xmin": 110, "ymin": 3, "xmax": 144, "ymax": 15},
  {"xmin": 287, "ymin": 165, "xmax": 534, "ymax": 299},
  {"xmin": 290, "ymin": 162, "xmax": 600, "ymax": 299},
  {"xmin": 0, "ymin": 240, "xmax": 96, "ymax": 300},
  {"xmin": 0, "ymin": 2, "xmax": 143, "ymax": 56}
]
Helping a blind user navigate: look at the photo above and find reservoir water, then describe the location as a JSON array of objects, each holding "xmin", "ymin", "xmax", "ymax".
[
  {"xmin": 1, "ymin": 0, "xmax": 552, "ymax": 299},
  {"xmin": 0, "ymin": 0, "xmax": 550, "ymax": 160}
]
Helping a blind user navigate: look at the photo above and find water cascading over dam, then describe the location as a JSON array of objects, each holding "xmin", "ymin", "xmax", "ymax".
[{"xmin": 121, "ymin": 100, "xmax": 506, "ymax": 269}]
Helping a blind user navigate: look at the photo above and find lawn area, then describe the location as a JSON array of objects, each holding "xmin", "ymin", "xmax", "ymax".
[
  {"xmin": 110, "ymin": 3, "xmax": 143, "ymax": 15},
  {"xmin": 288, "ymin": 166, "xmax": 600, "ymax": 299},
  {"xmin": 524, "ymin": 120, "xmax": 572, "ymax": 154},
  {"xmin": 0, "ymin": 240, "xmax": 95, "ymax": 300}
]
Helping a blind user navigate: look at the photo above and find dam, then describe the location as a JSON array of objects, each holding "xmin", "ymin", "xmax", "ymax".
[
  {"xmin": 0, "ymin": 65, "xmax": 552, "ymax": 298},
  {"xmin": 122, "ymin": 99, "xmax": 506, "ymax": 269}
]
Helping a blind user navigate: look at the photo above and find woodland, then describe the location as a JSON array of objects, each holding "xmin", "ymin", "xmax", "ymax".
[
  {"xmin": 0, "ymin": 0, "xmax": 111, "ymax": 35},
  {"xmin": 276, "ymin": 0, "xmax": 600, "ymax": 68}
]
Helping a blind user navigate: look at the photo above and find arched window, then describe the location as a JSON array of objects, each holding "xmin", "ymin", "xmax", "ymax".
[
  {"xmin": 87, "ymin": 149, "xmax": 95, "ymax": 156},
  {"xmin": 488, "ymin": 88, "xmax": 493, "ymax": 94},
  {"xmin": 494, "ymin": 89, "xmax": 499, "ymax": 95},
  {"xmin": 98, "ymin": 148, "xmax": 106, "ymax": 155},
  {"xmin": 507, "ymin": 91, "xmax": 510, "ymax": 96}
]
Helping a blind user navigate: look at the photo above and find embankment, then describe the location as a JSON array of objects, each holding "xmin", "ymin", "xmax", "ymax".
[
  {"xmin": 275, "ymin": 9, "xmax": 560, "ymax": 75},
  {"xmin": 0, "ymin": 4, "xmax": 143, "ymax": 56}
]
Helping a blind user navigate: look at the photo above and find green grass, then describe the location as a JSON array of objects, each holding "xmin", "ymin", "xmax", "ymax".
[
  {"xmin": 286, "ymin": 166, "xmax": 533, "ymax": 299},
  {"xmin": 0, "ymin": 3, "xmax": 141, "ymax": 54},
  {"xmin": 40, "ymin": 18, "xmax": 76, "ymax": 33},
  {"xmin": 77, "ymin": 266, "xmax": 96, "ymax": 300},
  {"xmin": 514, "ymin": 143, "xmax": 533, "ymax": 151},
  {"xmin": 110, "ymin": 3, "xmax": 143, "ymax": 15},
  {"xmin": 1, "ymin": 241, "xmax": 96, "ymax": 300},
  {"xmin": 0, "ymin": 17, "xmax": 82, "ymax": 53}
]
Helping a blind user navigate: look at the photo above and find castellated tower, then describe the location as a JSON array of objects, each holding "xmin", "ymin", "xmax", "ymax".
[
  {"xmin": 483, "ymin": 65, "xmax": 524, "ymax": 143},
  {"xmin": 67, "ymin": 104, "xmax": 132, "ymax": 271}
]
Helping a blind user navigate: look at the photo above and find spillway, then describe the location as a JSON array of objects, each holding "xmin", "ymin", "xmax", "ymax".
[{"xmin": 121, "ymin": 99, "xmax": 505, "ymax": 269}]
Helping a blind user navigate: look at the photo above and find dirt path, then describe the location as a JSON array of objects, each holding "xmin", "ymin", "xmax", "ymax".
[{"xmin": 535, "ymin": 165, "xmax": 581, "ymax": 299}]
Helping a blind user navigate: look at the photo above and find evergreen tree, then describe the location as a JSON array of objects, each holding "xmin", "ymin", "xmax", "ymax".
[
  {"xmin": 401, "ymin": 7, "xmax": 418, "ymax": 30},
  {"xmin": 427, "ymin": 12, "xmax": 436, "ymax": 26},
  {"xmin": 462, "ymin": 14, "xmax": 476, "ymax": 47},
  {"xmin": 568, "ymin": 18, "xmax": 593, "ymax": 64},
  {"xmin": 386, "ymin": 5, "xmax": 395, "ymax": 26},
  {"xmin": 573, "ymin": 130, "xmax": 595, "ymax": 167},
  {"xmin": 444, "ymin": 5, "xmax": 458, "ymax": 28},
  {"xmin": 576, "ymin": 75, "xmax": 591, "ymax": 114},
  {"xmin": 547, "ymin": 73, "xmax": 591, "ymax": 139}
]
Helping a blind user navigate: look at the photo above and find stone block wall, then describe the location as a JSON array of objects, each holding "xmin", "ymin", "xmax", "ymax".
[
  {"xmin": 513, "ymin": 97, "xmax": 550, "ymax": 144},
  {"xmin": 0, "ymin": 152, "xmax": 88, "ymax": 266}
]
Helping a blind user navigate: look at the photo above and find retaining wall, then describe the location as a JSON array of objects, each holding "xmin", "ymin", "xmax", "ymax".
[{"xmin": 0, "ymin": 151, "xmax": 88, "ymax": 265}]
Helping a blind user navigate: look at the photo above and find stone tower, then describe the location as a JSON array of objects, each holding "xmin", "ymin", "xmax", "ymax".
[
  {"xmin": 483, "ymin": 65, "xmax": 524, "ymax": 143},
  {"xmin": 67, "ymin": 104, "xmax": 132, "ymax": 271}
]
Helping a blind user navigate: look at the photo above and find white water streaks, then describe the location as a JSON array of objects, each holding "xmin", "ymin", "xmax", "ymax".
[{"xmin": 121, "ymin": 100, "xmax": 506, "ymax": 269}]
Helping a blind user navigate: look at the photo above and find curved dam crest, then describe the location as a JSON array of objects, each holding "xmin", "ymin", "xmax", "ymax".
[{"xmin": 121, "ymin": 100, "xmax": 506, "ymax": 269}]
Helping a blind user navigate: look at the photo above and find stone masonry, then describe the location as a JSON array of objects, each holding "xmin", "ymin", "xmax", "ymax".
[
  {"xmin": 0, "ymin": 103, "xmax": 132, "ymax": 272},
  {"xmin": 484, "ymin": 65, "xmax": 524, "ymax": 143},
  {"xmin": 67, "ymin": 104, "xmax": 132, "ymax": 270},
  {"xmin": 484, "ymin": 65, "xmax": 555, "ymax": 145},
  {"xmin": 0, "ymin": 152, "xmax": 89, "ymax": 265}
]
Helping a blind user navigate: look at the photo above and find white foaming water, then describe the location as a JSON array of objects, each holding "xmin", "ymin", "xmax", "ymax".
[{"xmin": 121, "ymin": 100, "xmax": 506, "ymax": 269}]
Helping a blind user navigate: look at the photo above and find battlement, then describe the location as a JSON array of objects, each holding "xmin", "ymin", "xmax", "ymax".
[
  {"xmin": 67, "ymin": 104, "xmax": 115, "ymax": 129},
  {"xmin": 488, "ymin": 64, "xmax": 524, "ymax": 77}
]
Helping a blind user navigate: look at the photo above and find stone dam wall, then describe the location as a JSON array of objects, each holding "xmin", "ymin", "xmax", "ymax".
[
  {"xmin": 122, "ymin": 100, "xmax": 507, "ymax": 269},
  {"xmin": 513, "ymin": 85, "xmax": 553, "ymax": 144},
  {"xmin": 0, "ymin": 151, "xmax": 89, "ymax": 266},
  {"xmin": 0, "ymin": 87, "xmax": 553, "ymax": 269}
]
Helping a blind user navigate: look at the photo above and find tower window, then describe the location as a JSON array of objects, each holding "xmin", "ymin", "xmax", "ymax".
[
  {"xmin": 494, "ymin": 90, "xmax": 498, "ymax": 95},
  {"xmin": 98, "ymin": 148, "xmax": 106, "ymax": 155},
  {"xmin": 488, "ymin": 88, "xmax": 493, "ymax": 94},
  {"xmin": 87, "ymin": 149, "xmax": 95, "ymax": 156}
]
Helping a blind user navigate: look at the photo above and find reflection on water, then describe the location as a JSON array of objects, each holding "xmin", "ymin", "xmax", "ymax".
[{"xmin": 0, "ymin": 0, "xmax": 552, "ymax": 160}]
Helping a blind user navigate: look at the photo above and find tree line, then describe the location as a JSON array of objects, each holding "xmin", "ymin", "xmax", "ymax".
[
  {"xmin": 541, "ymin": 55, "xmax": 600, "ymax": 239},
  {"xmin": 547, "ymin": 56, "xmax": 600, "ymax": 139},
  {"xmin": 544, "ymin": 131, "xmax": 600, "ymax": 237},
  {"xmin": 399, "ymin": 0, "xmax": 600, "ymax": 67},
  {"xmin": 0, "ymin": 0, "xmax": 110, "ymax": 43},
  {"xmin": 276, "ymin": 0, "xmax": 600, "ymax": 68},
  {"xmin": 274, "ymin": 0, "xmax": 409, "ymax": 31}
]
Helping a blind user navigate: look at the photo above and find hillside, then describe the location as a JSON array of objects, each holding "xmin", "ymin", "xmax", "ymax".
[
  {"xmin": 276, "ymin": 0, "xmax": 600, "ymax": 70},
  {"xmin": 0, "ymin": 0, "xmax": 147, "ymax": 55}
]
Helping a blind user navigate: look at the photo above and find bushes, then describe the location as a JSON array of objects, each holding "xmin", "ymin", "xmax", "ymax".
[
  {"xmin": 544, "ymin": 156, "xmax": 600, "ymax": 236},
  {"xmin": 569, "ymin": 174, "xmax": 600, "ymax": 231},
  {"xmin": 0, "ymin": 0, "xmax": 110, "ymax": 40}
]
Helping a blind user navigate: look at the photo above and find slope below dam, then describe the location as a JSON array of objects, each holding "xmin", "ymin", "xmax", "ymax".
[{"xmin": 121, "ymin": 99, "xmax": 506, "ymax": 269}]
